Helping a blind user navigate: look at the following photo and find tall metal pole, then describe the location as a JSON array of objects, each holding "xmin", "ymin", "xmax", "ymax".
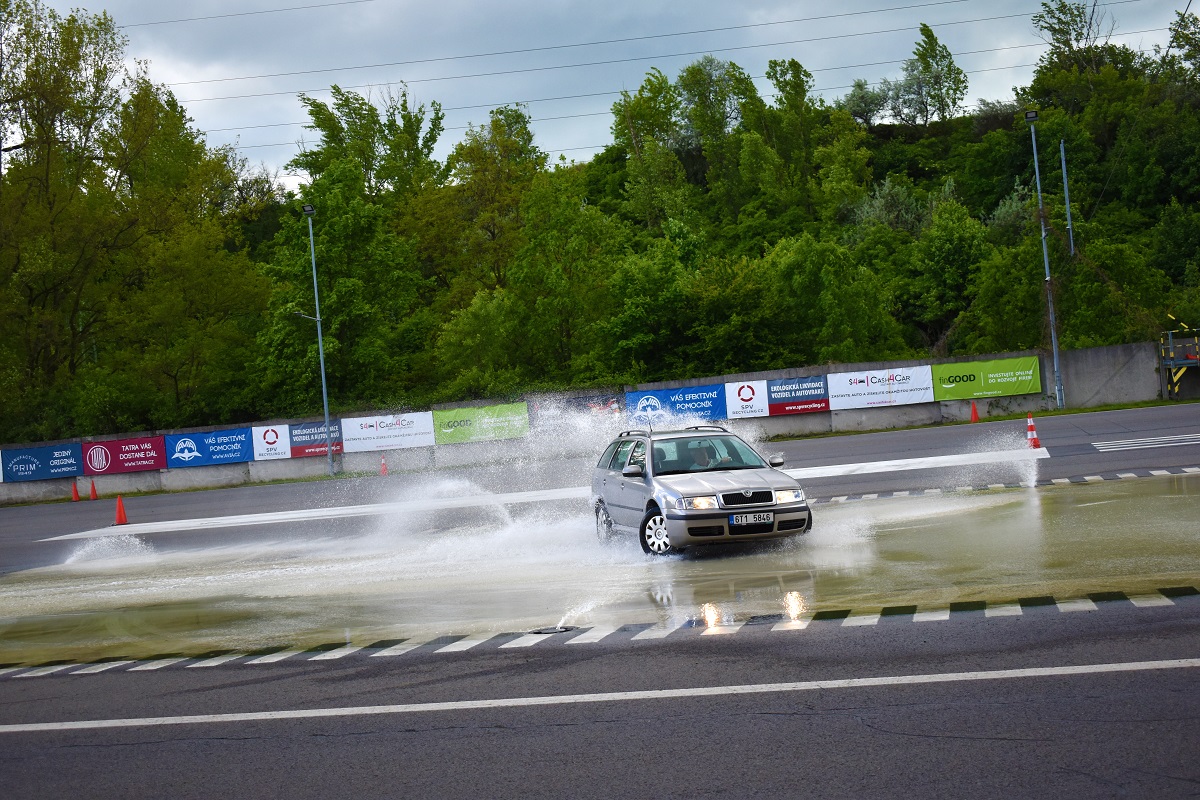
[
  {"xmin": 304, "ymin": 208, "xmax": 335, "ymax": 476},
  {"xmin": 1059, "ymin": 139, "xmax": 1075, "ymax": 257},
  {"xmin": 1027, "ymin": 115, "xmax": 1066, "ymax": 410}
]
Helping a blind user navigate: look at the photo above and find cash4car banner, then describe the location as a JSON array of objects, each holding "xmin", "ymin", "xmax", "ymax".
[
  {"xmin": 931, "ymin": 357, "xmax": 1042, "ymax": 400},
  {"xmin": 433, "ymin": 403, "xmax": 530, "ymax": 445},
  {"xmin": 626, "ymin": 385, "xmax": 728, "ymax": 425},
  {"xmin": 342, "ymin": 412, "xmax": 435, "ymax": 452},
  {"xmin": 2, "ymin": 443, "xmax": 84, "ymax": 482},
  {"xmin": 828, "ymin": 366, "xmax": 935, "ymax": 410}
]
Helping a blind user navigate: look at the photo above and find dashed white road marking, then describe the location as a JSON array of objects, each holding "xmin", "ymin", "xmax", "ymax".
[
  {"xmin": 771, "ymin": 616, "xmax": 813, "ymax": 631},
  {"xmin": 127, "ymin": 658, "xmax": 189, "ymax": 671},
  {"xmin": 16, "ymin": 664, "xmax": 74, "ymax": 678},
  {"xmin": 309, "ymin": 645, "xmax": 365, "ymax": 661},
  {"xmin": 567, "ymin": 625, "xmax": 620, "ymax": 645},
  {"xmin": 631, "ymin": 619, "xmax": 687, "ymax": 640},
  {"xmin": 0, "ymin": 667, "xmax": 26, "ymax": 677},
  {"xmin": 1057, "ymin": 598, "xmax": 1098, "ymax": 613},
  {"xmin": 913, "ymin": 609, "xmax": 952, "ymax": 622},
  {"xmin": 435, "ymin": 634, "xmax": 495, "ymax": 653},
  {"xmin": 701, "ymin": 622, "xmax": 746, "ymax": 635},
  {"xmin": 1150, "ymin": 469, "xmax": 1172, "ymax": 476},
  {"xmin": 71, "ymin": 661, "xmax": 134, "ymax": 675},
  {"xmin": 1128, "ymin": 593, "xmax": 1176, "ymax": 608},
  {"xmin": 841, "ymin": 613, "xmax": 880, "ymax": 627},
  {"xmin": 1082, "ymin": 476, "xmax": 1103, "ymax": 482},
  {"xmin": 1116, "ymin": 473, "xmax": 1138, "ymax": 479},
  {"xmin": 984, "ymin": 603, "xmax": 1024, "ymax": 617},
  {"xmin": 245, "ymin": 650, "xmax": 303, "ymax": 664},
  {"xmin": 187, "ymin": 654, "xmax": 243, "ymax": 668},
  {"xmin": 1051, "ymin": 478, "xmax": 1072, "ymax": 486},
  {"xmin": 7, "ymin": 658, "xmax": 1198, "ymax": 734},
  {"xmin": 1184, "ymin": 467, "xmax": 1200, "ymax": 474},
  {"xmin": 370, "ymin": 641, "xmax": 425, "ymax": 658},
  {"xmin": 500, "ymin": 633, "xmax": 551, "ymax": 649}
]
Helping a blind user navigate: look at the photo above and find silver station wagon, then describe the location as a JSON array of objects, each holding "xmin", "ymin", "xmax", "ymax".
[{"xmin": 591, "ymin": 426, "xmax": 812, "ymax": 555}]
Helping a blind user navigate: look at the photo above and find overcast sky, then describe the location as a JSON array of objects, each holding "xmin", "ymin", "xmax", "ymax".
[{"xmin": 39, "ymin": 0, "xmax": 1186, "ymax": 189}]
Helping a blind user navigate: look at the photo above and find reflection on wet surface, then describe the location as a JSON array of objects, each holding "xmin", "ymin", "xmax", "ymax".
[{"xmin": 0, "ymin": 475, "xmax": 1196, "ymax": 665}]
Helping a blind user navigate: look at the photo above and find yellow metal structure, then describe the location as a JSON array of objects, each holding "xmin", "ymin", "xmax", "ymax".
[{"xmin": 1160, "ymin": 330, "xmax": 1200, "ymax": 399}]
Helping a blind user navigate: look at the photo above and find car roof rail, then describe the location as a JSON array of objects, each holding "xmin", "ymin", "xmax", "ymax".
[
  {"xmin": 618, "ymin": 429, "xmax": 649, "ymax": 438},
  {"xmin": 684, "ymin": 424, "xmax": 729, "ymax": 432}
]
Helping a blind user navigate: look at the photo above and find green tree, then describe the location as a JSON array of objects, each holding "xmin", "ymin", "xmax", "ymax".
[{"xmin": 884, "ymin": 24, "xmax": 968, "ymax": 125}]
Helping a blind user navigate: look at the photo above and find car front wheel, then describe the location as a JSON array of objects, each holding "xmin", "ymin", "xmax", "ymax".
[
  {"xmin": 595, "ymin": 502, "xmax": 615, "ymax": 543},
  {"xmin": 639, "ymin": 508, "xmax": 676, "ymax": 555}
]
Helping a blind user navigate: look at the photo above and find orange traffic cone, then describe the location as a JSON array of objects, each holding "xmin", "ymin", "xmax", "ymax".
[
  {"xmin": 380, "ymin": 455, "xmax": 389, "ymax": 476},
  {"xmin": 89, "ymin": 480, "xmax": 98, "ymax": 500},
  {"xmin": 970, "ymin": 401, "xmax": 979, "ymax": 423},
  {"xmin": 114, "ymin": 495, "xmax": 128, "ymax": 525},
  {"xmin": 1026, "ymin": 413, "xmax": 1041, "ymax": 449},
  {"xmin": 71, "ymin": 482, "xmax": 80, "ymax": 502}
]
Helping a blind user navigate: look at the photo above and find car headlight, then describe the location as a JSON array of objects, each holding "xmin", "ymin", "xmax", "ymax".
[
  {"xmin": 775, "ymin": 488, "xmax": 806, "ymax": 504},
  {"xmin": 675, "ymin": 495, "xmax": 719, "ymax": 510}
]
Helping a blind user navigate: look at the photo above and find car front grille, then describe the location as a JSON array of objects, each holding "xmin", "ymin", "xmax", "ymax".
[
  {"xmin": 721, "ymin": 490, "xmax": 774, "ymax": 507},
  {"xmin": 729, "ymin": 522, "xmax": 775, "ymax": 535}
]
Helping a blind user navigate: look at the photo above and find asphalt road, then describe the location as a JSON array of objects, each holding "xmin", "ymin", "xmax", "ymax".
[{"xmin": 1, "ymin": 405, "xmax": 1198, "ymax": 798}]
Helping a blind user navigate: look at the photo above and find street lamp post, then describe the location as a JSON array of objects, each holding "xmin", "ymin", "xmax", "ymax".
[
  {"xmin": 301, "ymin": 203, "xmax": 335, "ymax": 476},
  {"xmin": 1025, "ymin": 110, "xmax": 1066, "ymax": 410}
]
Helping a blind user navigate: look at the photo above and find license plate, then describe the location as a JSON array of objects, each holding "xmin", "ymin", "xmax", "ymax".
[{"xmin": 730, "ymin": 512, "xmax": 773, "ymax": 526}]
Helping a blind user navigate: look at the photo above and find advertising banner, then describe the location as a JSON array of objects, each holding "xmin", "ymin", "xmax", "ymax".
[
  {"xmin": 433, "ymin": 403, "xmax": 530, "ymax": 445},
  {"xmin": 931, "ymin": 357, "xmax": 1042, "ymax": 400},
  {"xmin": 767, "ymin": 376, "xmax": 830, "ymax": 416},
  {"xmin": 164, "ymin": 429, "xmax": 253, "ymax": 468},
  {"xmin": 342, "ymin": 412, "xmax": 435, "ymax": 452},
  {"xmin": 83, "ymin": 436, "xmax": 167, "ymax": 475},
  {"xmin": 289, "ymin": 421, "xmax": 343, "ymax": 458},
  {"xmin": 724, "ymin": 381, "xmax": 769, "ymax": 419},
  {"xmin": 625, "ymin": 385, "xmax": 729, "ymax": 426},
  {"xmin": 2, "ymin": 443, "xmax": 84, "ymax": 482},
  {"xmin": 828, "ymin": 366, "xmax": 935, "ymax": 410},
  {"xmin": 529, "ymin": 394, "xmax": 624, "ymax": 427},
  {"xmin": 252, "ymin": 425, "xmax": 291, "ymax": 461}
]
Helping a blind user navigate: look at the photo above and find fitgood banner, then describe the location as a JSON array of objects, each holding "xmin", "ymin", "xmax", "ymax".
[
  {"xmin": 342, "ymin": 413, "xmax": 435, "ymax": 452},
  {"xmin": 828, "ymin": 366, "xmax": 935, "ymax": 410},
  {"xmin": 433, "ymin": 403, "xmax": 531, "ymax": 445},
  {"xmin": 165, "ymin": 429, "xmax": 253, "ymax": 468},
  {"xmin": 931, "ymin": 357, "xmax": 1042, "ymax": 400},
  {"xmin": 83, "ymin": 436, "xmax": 167, "ymax": 475},
  {"xmin": 2, "ymin": 443, "xmax": 84, "ymax": 482}
]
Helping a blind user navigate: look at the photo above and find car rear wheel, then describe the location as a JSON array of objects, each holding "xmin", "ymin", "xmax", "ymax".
[
  {"xmin": 595, "ymin": 502, "xmax": 615, "ymax": 543},
  {"xmin": 639, "ymin": 508, "xmax": 675, "ymax": 555}
]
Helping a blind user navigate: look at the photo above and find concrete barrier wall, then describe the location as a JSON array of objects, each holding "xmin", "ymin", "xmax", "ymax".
[{"xmin": 0, "ymin": 343, "xmax": 1164, "ymax": 505}]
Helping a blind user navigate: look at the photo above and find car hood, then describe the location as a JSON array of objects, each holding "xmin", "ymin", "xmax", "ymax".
[{"xmin": 655, "ymin": 468, "xmax": 798, "ymax": 496}]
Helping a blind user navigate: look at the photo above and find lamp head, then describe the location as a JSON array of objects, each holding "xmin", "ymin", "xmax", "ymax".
[
  {"xmin": 301, "ymin": 203, "xmax": 315, "ymax": 217},
  {"xmin": 1024, "ymin": 110, "xmax": 1038, "ymax": 123}
]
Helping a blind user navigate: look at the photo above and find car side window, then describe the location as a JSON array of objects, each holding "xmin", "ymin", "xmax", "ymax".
[
  {"xmin": 597, "ymin": 441, "xmax": 620, "ymax": 468},
  {"xmin": 628, "ymin": 441, "xmax": 646, "ymax": 469},
  {"xmin": 609, "ymin": 440, "xmax": 634, "ymax": 469}
]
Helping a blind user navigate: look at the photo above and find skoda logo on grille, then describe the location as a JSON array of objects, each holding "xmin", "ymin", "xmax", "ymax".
[{"xmin": 742, "ymin": 490, "xmax": 753, "ymax": 497}]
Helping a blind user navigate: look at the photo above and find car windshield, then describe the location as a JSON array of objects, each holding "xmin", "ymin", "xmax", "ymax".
[{"xmin": 650, "ymin": 435, "xmax": 768, "ymax": 476}]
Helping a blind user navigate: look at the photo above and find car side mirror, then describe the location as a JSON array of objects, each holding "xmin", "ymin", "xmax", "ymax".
[
  {"xmin": 769, "ymin": 455, "xmax": 785, "ymax": 467},
  {"xmin": 622, "ymin": 464, "xmax": 644, "ymax": 478}
]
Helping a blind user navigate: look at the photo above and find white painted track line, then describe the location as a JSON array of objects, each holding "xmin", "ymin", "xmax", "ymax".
[
  {"xmin": 1057, "ymin": 598, "xmax": 1098, "ymax": 612},
  {"xmin": 309, "ymin": 645, "xmax": 365, "ymax": 661},
  {"xmin": 7, "ymin": 658, "xmax": 1198, "ymax": 734},
  {"xmin": 567, "ymin": 625, "xmax": 620, "ymax": 644},
  {"xmin": 841, "ymin": 613, "xmax": 880, "ymax": 627},
  {"xmin": 436, "ymin": 634, "xmax": 496, "ymax": 653},
  {"xmin": 187, "ymin": 654, "xmax": 243, "ymax": 668},
  {"xmin": 71, "ymin": 661, "xmax": 134, "ymax": 675},
  {"xmin": 370, "ymin": 641, "xmax": 424, "ymax": 657},
  {"xmin": 127, "ymin": 657, "xmax": 190, "ymax": 671},
  {"xmin": 500, "ymin": 633, "xmax": 551, "ymax": 649},
  {"xmin": 631, "ymin": 619, "xmax": 687, "ymax": 640},
  {"xmin": 913, "ymin": 609, "xmax": 951, "ymax": 622},
  {"xmin": 1150, "ymin": 469, "xmax": 1172, "ymax": 476},
  {"xmin": 1184, "ymin": 467, "xmax": 1200, "ymax": 473},
  {"xmin": 701, "ymin": 622, "xmax": 746, "ymax": 635},
  {"xmin": 0, "ymin": 667, "xmax": 26, "ymax": 677},
  {"xmin": 985, "ymin": 603, "xmax": 1024, "ymax": 617},
  {"xmin": 771, "ymin": 616, "xmax": 813, "ymax": 631},
  {"xmin": 245, "ymin": 650, "xmax": 303, "ymax": 664},
  {"xmin": 16, "ymin": 664, "xmax": 74, "ymax": 678},
  {"xmin": 1128, "ymin": 593, "xmax": 1176, "ymax": 607}
]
